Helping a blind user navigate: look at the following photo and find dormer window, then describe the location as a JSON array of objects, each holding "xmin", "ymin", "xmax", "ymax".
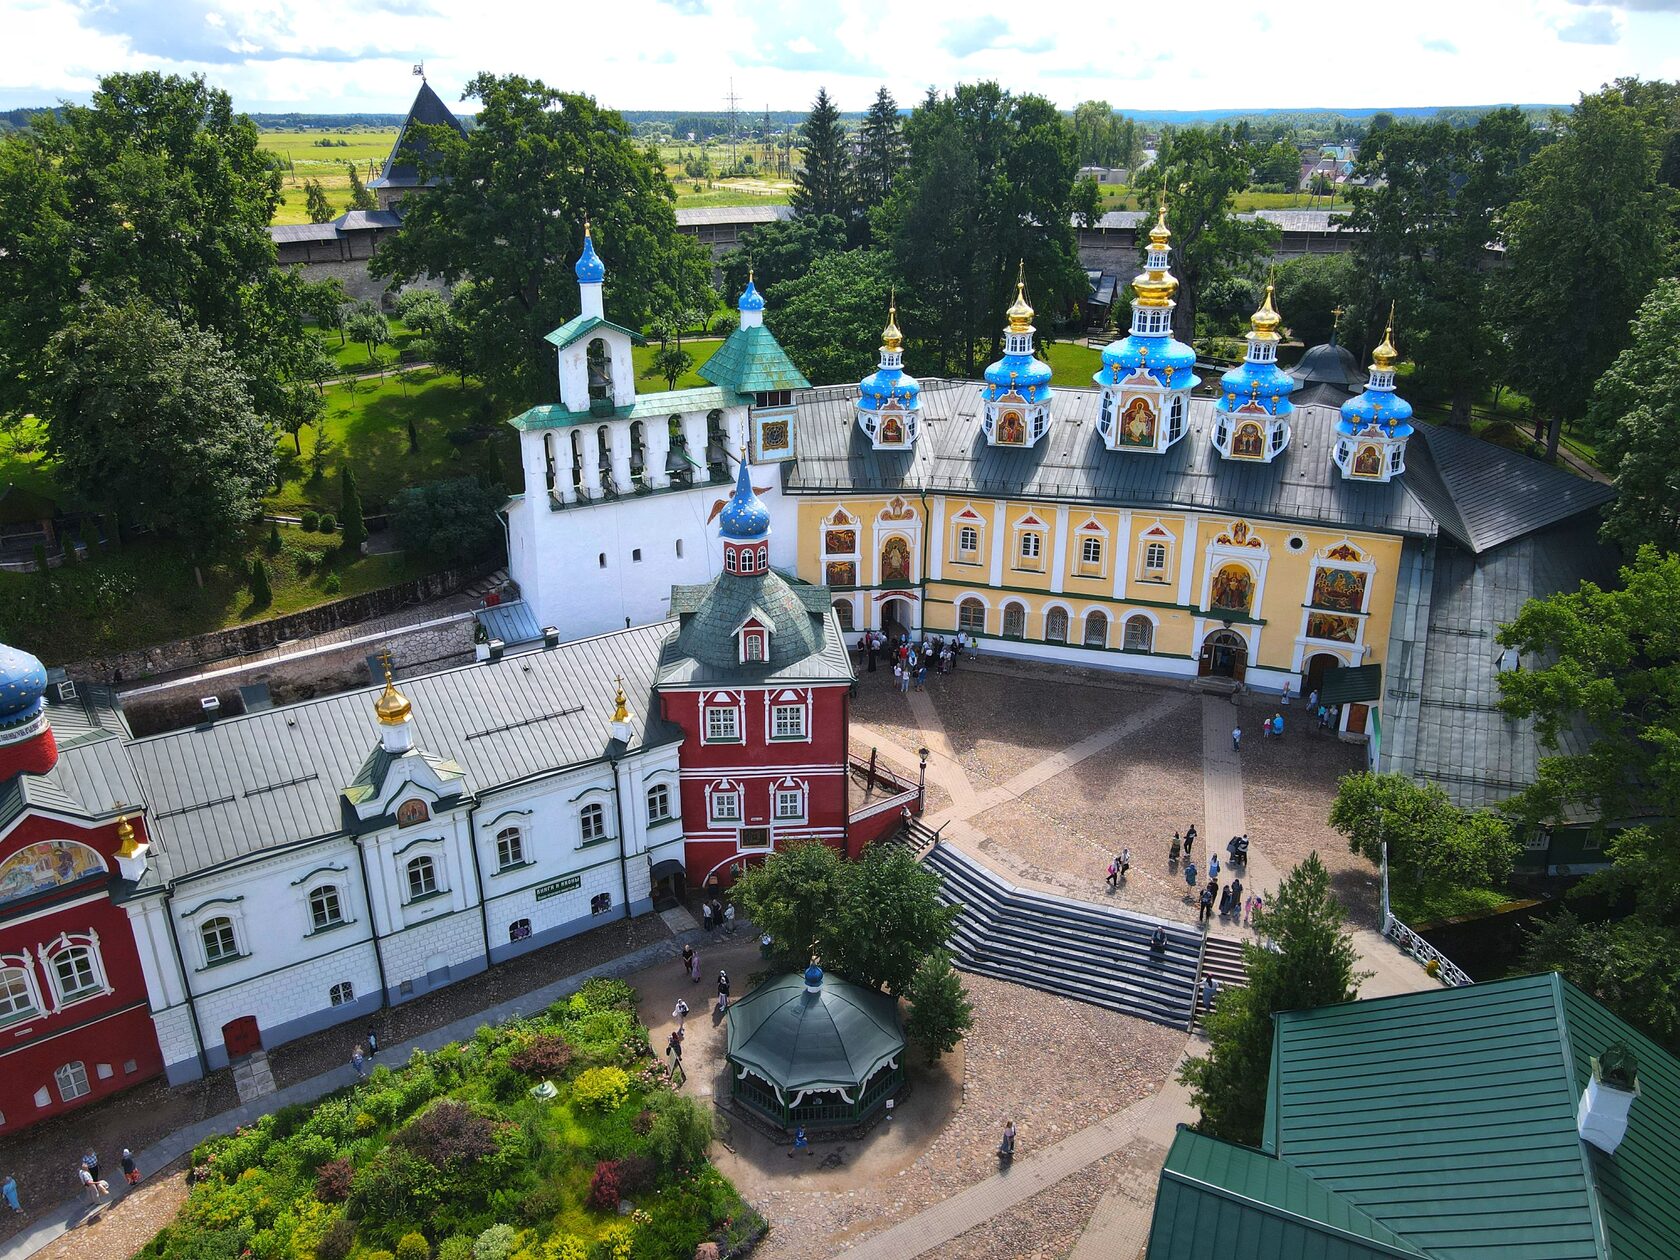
[{"xmin": 743, "ymin": 632, "xmax": 765, "ymax": 662}]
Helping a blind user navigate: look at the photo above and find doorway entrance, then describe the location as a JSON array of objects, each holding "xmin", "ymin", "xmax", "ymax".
[
  {"xmin": 222, "ymin": 1015, "xmax": 262, "ymax": 1059},
  {"xmin": 881, "ymin": 598, "xmax": 912, "ymax": 639},
  {"xmin": 1304, "ymin": 652, "xmax": 1340, "ymax": 699},
  {"xmin": 1198, "ymin": 630, "xmax": 1248, "ymax": 681}
]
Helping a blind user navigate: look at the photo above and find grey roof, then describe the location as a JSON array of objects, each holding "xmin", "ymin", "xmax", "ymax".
[
  {"xmin": 371, "ymin": 79, "xmax": 466, "ymax": 189},
  {"xmin": 336, "ymin": 209, "xmax": 402, "ymax": 232},
  {"xmin": 1405, "ymin": 424, "xmax": 1616, "ymax": 554},
  {"xmin": 125, "ymin": 623, "xmax": 683, "ymax": 882},
  {"xmin": 475, "ymin": 599, "xmax": 543, "ymax": 645},
  {"xmin": 270, "ymin": 222, "xmax": 343, "ymax": 245},
  {"xmin": 786, "ymin": 383, "xmax": 1442, "ymax": 541},
  {"xmin": 1289, "ymin": 341, "xmax": 1366, "ymax": 407},
  {"xmin": 268, "ymin": 209, "xmax": 400, "ymax": 248},
  {"xmin": 1087, "ymin": 209, "xmax": 1350, "ymax": 233},
  {"xmin": 1379, "ymin": 520, "xmax": 1619, "ymax": 813},
  {"xmin": 661, "ymin": 574, "xmax": 853, "ymax": 687},
  {"xmin": 726, "ymin": 970, "xmax": 905, "ymax": 1094},
  {"xmin": 0, "ymin": 689, "xmax": 142, "ymax": 832},
  {"xmin": 674, "ymin": 205, "xmax": 794, "ymax": 228}
]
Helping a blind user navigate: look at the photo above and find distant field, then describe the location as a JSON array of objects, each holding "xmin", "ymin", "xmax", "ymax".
[
  {"xmin": 261, "ymin": 127, "xmax": 398, "ymax": 225},
  {"xmin": 1096, "ymin": 184, "xmax": 1352, "ymax": 214}
]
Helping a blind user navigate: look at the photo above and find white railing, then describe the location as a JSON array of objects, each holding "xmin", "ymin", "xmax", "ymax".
[{"xmin": 1380, "ymin": 842, "xmax": 1474, "ymax": 988}]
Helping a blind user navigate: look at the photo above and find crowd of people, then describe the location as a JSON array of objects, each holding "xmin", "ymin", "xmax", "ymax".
[{"xmin": 855, "ymin": 628, "xmax": 975, "ymax": 693}]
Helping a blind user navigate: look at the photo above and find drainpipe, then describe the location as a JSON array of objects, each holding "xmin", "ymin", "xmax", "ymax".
[
  {"xmin": 465, "ymin": 803, "xmax": 493, "ymax": 969},
  {"xmin": 918, "ymin": 489, "xmax": 932, "ymax": 634},
  {"xmin": 609, "ymin": 756, "xmax": 632, "ymax": 918},
  {"xmin": 352, "ymin": 837, "xmax": 391, "ymax": 1009},
  {"xmin": 160, "ymin": 888, "xmax": 208, "ymax": 1079}
]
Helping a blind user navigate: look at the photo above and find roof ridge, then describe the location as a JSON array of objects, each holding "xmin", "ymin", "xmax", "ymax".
[
  {"xmin": 1551, "ymin": 972, "xmax": 1613, "ymax": 1260},
  {"xmin": 1158, "ymin": 1162, "xmax": 1428, "ymax": 1258}
]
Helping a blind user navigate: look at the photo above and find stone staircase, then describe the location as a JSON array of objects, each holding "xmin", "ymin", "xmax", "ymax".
[
  {"xmin": 922, "ymin": 840, "xmax": 1202, "ymax": 1029},
  {"xmin": 1190, "ymin": 935, "xmax": 1251, "ymax": 1031}
]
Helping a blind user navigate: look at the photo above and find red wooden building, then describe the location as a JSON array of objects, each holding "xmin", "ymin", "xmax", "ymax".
[
  {"xmin": 658, "ymin": 458, "xmax": 857, "ymax": 888},
  {"xmin": 0, "ymin": 644, "xmax": 163, "ymax": 1132}
]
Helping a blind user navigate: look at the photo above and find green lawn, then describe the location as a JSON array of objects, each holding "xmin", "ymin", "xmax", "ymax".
[
  {"xmin": 1043, "ymin": 340, "xmax": 1104, "ymax": 388},
  {"xmin": 316, "ymin": 317, "xmax": 422, "ymax": 373},
  {"xmin": 671, "ymin": 186, "xmax": 792, "ymax": 207},
  {"xmin": 1095, "ymin": 185, "xmax": 1352, "ymax": 213},
  {"xmin": 1390, "ymin": 882, "xmax": 1516, "ymax": 926},
  {"xmin": 631, "ymin": 338, "xmax": 723, "ymax": 392},
  {"xmin": 0, "ymin": 414, "xmax": 69, "ymax": 506}
]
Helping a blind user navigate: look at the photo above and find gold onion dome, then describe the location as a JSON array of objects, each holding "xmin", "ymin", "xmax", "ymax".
[
  {"xmin": 1250, "ymin": 282, "xmax": 1282, "ymax": 341},
  {"xmin": 611, "ymin": 679, "xmax": 631, "ymax": 725},
  {"xmin": 1132, "ymin": 203, "xmax": 1179, "ymax": 309},
  {"xmin": 882, "ymin": 292, "xmax": 903, "ymax": 351},
  {"xmin": 1372, "ymin": 303, "xmax": 1399, "ymax": 371},
  {"xmin": 374, "ymin": 659, "xmax": 412, "ymax": 726},
  {"xmin": 1006, "ymin": 263, "xmax": 1034, "ymax": 334},
  {"xmin": 114, "ymin": 815, "xmax": 143, "ymax": 859}
]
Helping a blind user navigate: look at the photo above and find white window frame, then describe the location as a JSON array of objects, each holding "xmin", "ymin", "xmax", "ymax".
[
  {"xmin": 771, "ymin": 704, "xmax": 807, "ymax": 740},
  {"xmin": 773, "ymin": 779, "xmax": 807, "ymax": 821},
  {"xmin": 0, "ymin": 959, "xmax": 41, "ymax": 1027},
  {"xmin": 405, "ymin": 854, "xmax": 441, "ymax": 902},
  {"xmin": 307, "ymin": 885, "xmax": 345, "ymax": 932},
  {"xmin": 579, "ymin": 802, "xmax": 608, "ymax": 845},
  {"xmin": 39, "ymin": 933, "xmax": 111, "ymax": 1011},
  {"xmin": 958, "ymin": 598, "xmax": 987, "ymax": 634},
  {"xmin": 329, "ymin": 981, "xmax": 355, "ymax": 1007},
  {"xmin": 742, "ymin": 631, "xmax": 765, "ymax": 662},
  {"xmin": 957, "ymin": 525, "xmax": 979, "ymax": 558},
  {"xmin": 703, "ymin": 700, "xmax": 741, "ymax": 744},
  {"xmin": 199, "ymin": 915, "xmax": 241, "ymax": 966},
  {"xmin": 1079, "ymin": 535, "xmax": 1104, "ymax": 570},
  {"xmin": 709, "ymin": 782, "xmax": 743, "ymax": 824},
  {"xmin": 1017, "ymin": 531, "xmax": 1042, "ymax": 564},
  {"xmin": 55, "ymin": 1061, "xmax": 90, "ymax": 1102},
  {"xmin": 495, "ymin": 826, "xmax": 526, "ymax": 871},
  {"xmin": 646, "ymin": 782, "xmax": 672, "ymax": 823}
]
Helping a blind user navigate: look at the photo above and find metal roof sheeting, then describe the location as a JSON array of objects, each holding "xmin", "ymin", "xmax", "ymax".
[
  {"xmin": 698, "ymin": 325, "xmax": 812, "ymax": 394},
  {"xmin": 674, "ymin": 205, "xmax": 794, "ymax": 227},
  {"xmin": 126, "ymin": 623, "xmax": 682, "ymax": 880}
]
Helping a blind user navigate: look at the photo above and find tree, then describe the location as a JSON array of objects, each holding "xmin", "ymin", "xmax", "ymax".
[
  {"xmin": 855, "ymin": 87, "xmax": 904, "ymax": 212},
  {"xmin": 1589, "ymin": 281, "xmax": 1680, "ymax": 550},
  {"xmin": 650, "ymin": 344, "xmax": 692, "ymax": 390},
  {"xmin": 394, "ymin": 288, "xmax": 450, "ymax": 337},
  {"xmin": 344, "ymin": 304, "xmax": 390, "ymax": 368},
  {"xmin": 791, "ymin": 87, "xmax": 852, "ymax": 222},
  {"xmin": 1253, "ymin": 140, "xmax": 1302, "ymax": 188},
  {"xmin": 248, "ymin": 556, "xmax": 272, "ymax": 607},
  {"xmin": 1346, "ymin": 110, "xmax": 1536, "ymax": 426},
  {"xmin": 389, "ymin": 477, "xmax": 505, "ymax": 565},
  {"xmin": 1329, "ymin": 771, "xmax": 1517, "ymax": 892},
  {"xmin": 304, "ymin": 179, "xmax": 334, "ymax": 223},
  {"xmin": 1179, "ymin": 854, "xmax": 1365, "ymax": 1143},
  {"xmin": 766, "ymin": 248, "xmax": 895, "ymax": 386},
  {"xmin": 1526, "ymin": 909, "xmax": 1680, "ymax": 1051},
  {"xmin": 1139, "ymin": 127, "xmax": 1280, "ymax": 343},
  {"xmin": 1502, "ymin": 88, "xmax": 1675, "ymax": 458},
  {"xmin": 905, "ymin": 952, "xmax": 974, "ymax": 1063},
  {"xmin": 1069, "ymin": 101, "xmax": 1139, "ymax": 169},
  {"xmin": 1070, "ymin": 174, "xmax": 1103, "ymax": 229},
  {"xmin": 1273, "ymin": 253, "xmax": 1357, "ymax": 348},
  {"xmin": 346, "ymin": 161, "xmax": 377, "ymax": 211},
  {"xmin": 878, "ymin": 84, "xmax": 1087, "ymax": 376},
  {"xmin": 825, "ymin": 844, "xmax": 959, "ymax": 997},
  {"xmin": 0, "ymin": 72, "xmax": 315, "ymax": 429},
  {"xmin": 718, "ymin": 212, "xmax": 848, "ymax": 302},
  {"xmin": 339, "ymin": 466, "xmax": 367, "ymax": 553},
  {"xmin": 372, "ymin": 73, "xmax": 689, "ymax": 407},
  {"xmin": 303, "ymin": 277, "xmax": 350, "ymax": 345},
  {"xmin": 728, "ymin": 841, "xmax": 849, "ymax": 974},
  {"xmin": 41, "ymin": 300, "xmax": 275, "ymax": 557}
]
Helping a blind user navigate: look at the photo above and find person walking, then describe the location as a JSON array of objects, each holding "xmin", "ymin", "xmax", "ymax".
[
  {"xmin": 916, "ymin": 662, "xmax": 928, "ymax": 691},
  {"xmin": 366, "ymin": 1024, "xmax": 379, "ymax": 1058},
  {"xmin": 1272, "ymin": 712, "xmax": 1284, "ymax": 740},
  {"xmin": 78, "ymin": 1166, "xmax": 99, "ymax": 1204},
  {"xmin": 999, "ymin": 1120, "xmax": 1017, "ymax": 1161},
  {"xmin": 789, "ymin": 1125, "xmax": 813, "ymax": 1158},
  {"xmin": 351, "ymin": 1045, "xmax": 366, "ymax": 1078},
  {"xmin": 1169, "ymin": 832, "xmax": 1181, "ymax": 864},
  {"xmin": 680, "ymin": 943, "xmax": 695, "ymax": 978},
  {"xmin": 1245, "ymin": 892, "xmax": 1263, "ymax": 925},
  {"xmin": 1229, "ymin": 878, "xmax": 1244, "ymax": 917},
  {"xmin": 1184, "ymin": 860, "xmax": 1198, "ymax": 889},
  {"xmin": 1106, "ymin": 857, "xmax": 1119, "ymax": 891},
  {"xmin": 716, "ymin": 969, "xmax": 731, "ymax": 1013},
  {"xmin": 1232, "ymin": 725, "xmax": 1242, "ymax": 751},
  {"xmin": 2, "ymin": 1172, "xmax": 19, "ymax": 1214},
  {"xmin": 1183, "ymin": 829, "xmax": 1194, "ymax": 858},
  {"xmin": 688, "ymin": 949, "xmax": 701, "ymax": 983},
  {"xmin": 82, "ymin": 1150, "xmax": 100, "ymax": 1185},
  {"xmin": 723, "ymin": 902, "xmax": 737, "ymax": 936},
  {"xmin": 666, "ymin": 1038, "xmax": 686, "ymax": 1087},
  {"xmin": 701, "ymin": 900, "xmax": 714, "ymax": 935},
  {"xmin": 1202, "ymin": 975, "xmax": 1218, "ymax": 1012},
  {"xmin": 1198, "ymin": 882, "xmax": 1215, "ymax": 923},
  {"xmin": 1119, "ymin": 847, "xmax": 1131, "ymax": 879},
  {"xmin": 1208, "ymin": 854, "xmax": 1220, "ymax": 881},
  {"xmin": 1282, "ymin": 682, "xmax": 1291, "ymax": 707},
  {"xmin": 1150, "ymin": 926, "xmax": 1167, "ymax": 954},
  {"xmin": 672, "ymin": 997, "xmax": 689, "ymax": 1031},
  {"xmin": 864, "ymin": 633, "xmax": 876, "ymax": 672},
  {"xmin": 120, "ymin": 1149, "xmax": 141, "ymax": 1187},
  {"xmin": 1307, "ymin": 689, "xmax": 1319, "ymax": 712}
]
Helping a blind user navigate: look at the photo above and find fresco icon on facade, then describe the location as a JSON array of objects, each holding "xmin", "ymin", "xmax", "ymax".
[
  {"xmin": 996, "ymin": 408, "xmax": 1026, "ymax": 444},
  {"xmin": 1120, "ymin": 397, "xmax": 1156, "ymax": 446},
  {"xmin": 0, "ymin": 841, "xmax": 106, "ymax": 907},
  {"xmin": 880, "ymin": 537, "xmax": 912, "ymax": 583},
  {"xmin": 1306, "ymin": 612, "xmax": 1359, "ymax": 643},
  {"xmin": 1210, "ymin": 565, "xmax": 1254, "ymax": 614},
  {"xmin": 1312, "ymin": 567, "xmax": 1367, "ymax": 613}
]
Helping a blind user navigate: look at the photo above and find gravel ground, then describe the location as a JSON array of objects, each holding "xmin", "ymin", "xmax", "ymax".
[
  {"xmin": 932, "ymin": 672, "xmax": 1146, "ymax": 792},
  {"xmin": 0, "ymin": 912, "xmax": 671, "ymax": 1249},
  {"xmin": 28, "ymin": 1161, "xmax": 190, "ymax": 1260},
  {"xmin": 938, "ymin": 1149, "xmax": 1131, "ymax": 1260},
  {"xmin": 967, "ymin": 692, "xmax": 1206, "ymax": 924},
  {"xmin": 744, "ymin": 973, "xmax": 1184, "ymax": 1260}
]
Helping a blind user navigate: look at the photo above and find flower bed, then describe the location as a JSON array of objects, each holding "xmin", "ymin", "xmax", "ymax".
[{"xmin": 136, "ymin": 979, "xmax": 753, "ymax": 1260}]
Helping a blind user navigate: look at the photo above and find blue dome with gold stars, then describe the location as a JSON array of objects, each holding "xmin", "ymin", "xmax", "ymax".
[
  {"xmin": 0, "ymin": 642, "xmax": 47, "ymax": 725},
  {"xmin": 1338, "ymin": 323, "xmax": 1413, "ymax": 437},
  {"xmin": 1098, "ymin": 331, "xmax": 1198, "ymax": 387},
  {"xmin": 574, "ymin": 229, "xmax": 606, "ymax": 284},
  {"xmin": 738, "ymin": 278, "xmax": 765, "ymax": 312},
  {"xmin": 719, "ymin": 456, "xmax": 770, "ymax": 540},
  {"xmin": 1217, "ymin": 360, "xmax": 1296, "ymax": 418}
]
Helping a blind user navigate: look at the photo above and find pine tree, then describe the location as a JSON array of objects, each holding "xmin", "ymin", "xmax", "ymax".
[
  {"xmin": 906, "ymin": 951, "xmax": 973, "ymax": 1063},
  {"xmin": 338, "ymin": 466, "xmax": 367, "ymax": 553},
  {"xmin": 1178, "ymin": 853, "xmax": 1366, "ymax": 1144},
  {"xmin": 249, "ymin": 557, "xmax": 273, "ymax": 606},
  {"xmin": 347, "ymin": 162, "xmax": 377, "ymax": 212},
  {"xmin": 791, "ymin": 88, "xmax": 853, "ymax": 222},
  {"xmin": 856, "ymin": 87, "xmax": 904, "ymax": 210},
  {"xmin": 304, "ymin": 179, "xmax": 334, "ymax": 223}
]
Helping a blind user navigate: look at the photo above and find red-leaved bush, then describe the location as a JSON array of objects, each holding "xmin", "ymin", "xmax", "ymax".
[
  {"xmin": 393, "ymin": 1100, "xmax": 497, "ymax": 1168},
  {"xmin": 508, "ymin": 1034, "xmax": 573, "ymax": 1077},
  {"xmin": 587, "ymin": 1160, "xmax": 621, "ymax": 1212},
  {"xmin": 314, "ymin": 1157, "xmax": 354, "ymax": 1203}
]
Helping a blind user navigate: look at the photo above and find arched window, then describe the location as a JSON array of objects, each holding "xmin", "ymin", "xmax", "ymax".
[
  {"xmin": 329, "ymin": 981, "xmax": 355, "ymax": 1007},
  {"xmin": 586, "ymin": 337, "xmax": 612, "ymax": 401},
  {"xmin": 580, "ymin": 803, "xmax": 607, "ymax": 844},
  {"xmin": 833, "ymin": 600, "xmax": 854, "ymax": 631},
  {"xmin": 647, "ymin": 783, "xmax": 672, "ymax": 823},
  {"xmin": 1045, "ymin": 607, "xmax": 1069, "ymax": 644},
  {"xmin": 200, "ymin": 917, "xmax": 239, "ymax": 965},
  {"xmin": 957, "ymin": 525, "xmax": 979, "ymax": 556},
  {"xmin": 55, "ymin": 1061, "xmax": 90, "ymax": 1102},
  {"xmin": 1124, "ymin": 615, "xmax": 1154, "ymax": 653},
  {"xmin": 958, "ymin": 598, "xmax": 986, "ymax": 634},
  {"xmin": 495, "ymin": 827, "xmax": 525, "ymax": 871},
  {"xmin": 308, "ymin": 885, "xmax": 344, "ymax": 931},
  {"xmin": 43, "ymin": 938, "xmax": 106, "ymax": 1007},
  {"xmin": 406, "ymin": 855, "xmax": 439, "ymax": 901},
  {"xmin": 591, "ymin": 892, "xmax": 613, "ymax": 915},
  {"xmin": 508, "ymin": 919, "xmax": 532, "ymax": 942},
  {"xmin": 1002, "ymin": 603, "xmax": 1026, "ymax": 639},
  {"xmin": 1084, "ymin": 611, "xmax": 1109, "ymax": 647},
  {"xmin": 0, "ymin": 965, "xmax": 38, "ymax": 1025}
]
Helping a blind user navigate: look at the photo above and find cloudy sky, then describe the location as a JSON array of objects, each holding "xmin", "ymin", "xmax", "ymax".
[{"xmin": 3, "ymin": 0, "xmax": 1679, "ymax": 114}]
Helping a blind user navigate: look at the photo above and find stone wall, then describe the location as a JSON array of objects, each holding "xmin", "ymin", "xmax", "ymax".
[{"xmin": 73, "ymin": 563, "xmax": 491, "ymax": 687}]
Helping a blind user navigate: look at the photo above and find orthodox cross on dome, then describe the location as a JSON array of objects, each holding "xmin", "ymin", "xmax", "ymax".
[
  {"xmin": 374, "ymin": 650, "xmax": 412, "ymax": 727},
  {"xmin": 611, "ymin": 675, "xmax": 629, "ymax": 723}
]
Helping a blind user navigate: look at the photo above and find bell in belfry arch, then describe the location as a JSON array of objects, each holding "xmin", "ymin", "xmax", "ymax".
[{"xmin": 665, "ymin": 444, "xmax": 690, "ymax": 475}]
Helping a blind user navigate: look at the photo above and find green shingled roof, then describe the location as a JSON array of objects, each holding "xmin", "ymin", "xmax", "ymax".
[
  {"xmin": 697, "ymin": 324, "xmax": 811, "ymax": 394},
  {"xmin": 342, "ymin": 744, "xmax": 465, "ymax": 805},
  {"xmin": 542, "ymin": 313, "xmax": 646, "ymax": 352},
  {"xmin": 1148, "ymin": 1129, "xmax": 1428, "ymax": 1260},
  {"xmin": 507, "ymin": 385, "xmax": 745, "ymax": 431}
]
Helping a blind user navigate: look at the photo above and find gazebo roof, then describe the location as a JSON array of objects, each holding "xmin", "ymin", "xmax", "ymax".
[{"xmin": 726, "ymin": 967, "xmax": 904, "ymax": 1097}]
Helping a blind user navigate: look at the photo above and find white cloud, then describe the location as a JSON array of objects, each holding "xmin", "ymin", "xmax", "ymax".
[{"xmin": 1, "ymin": 0, "xmax": 1675, "ymax": 112}]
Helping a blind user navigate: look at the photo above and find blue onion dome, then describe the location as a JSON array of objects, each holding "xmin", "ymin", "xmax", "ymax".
[
  {"xmin": 1098, "ymin": 332, "xmax": 1198, "ymax": 384},
  {"xmin": 738, "ymin": 273, "xmax": 765, "ymax": 312},
  {"xmin": 1218, "ymin": 284, "xmax": 1296, "ymax": 417},
  {"xmin": 574, "ymin": 222, "xmax": 606, "ymax": 284},
  {"xmin": 860, "ymin": 298, "xmax": 921, "ymax": 412},
  {"xmin": 984, "ymin": 274, "xmax": 1053, "ymax": 400},
  {"xmin": 1095, "ymin": 203, "xmax": 1199, "ymax": 392},
  {"xmin": 804, "ymin": 964, "xmax": 824, "ymax": 987},
  {"xmin": 0, "ymin": 642, "xmax": 47, "ymax": 724},
  {"xmin": 1339, "ymin": 314, "xmax": 1414, "ymax": 435},
  {"xmin": 719, "ymin": 453, "xmax": 770, "ymax": 540}
]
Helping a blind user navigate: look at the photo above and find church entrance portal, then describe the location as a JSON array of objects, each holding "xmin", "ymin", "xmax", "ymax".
[
  {"xmin": 1304, "ymin": 652, "xmax": 1340, "ymax": 699},
  {"xmin": 881, "ymin": 598, "xmax": 912, "ymax": 639},
  {"xmin": 1198, "ymin": 630, "xmax": 1248, "ymax": 681}
]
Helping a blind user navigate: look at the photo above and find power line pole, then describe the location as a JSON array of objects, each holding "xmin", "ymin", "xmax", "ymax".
[{"xmin": 725, "ymin": 78, "xmax": 741, "ymax": 173}]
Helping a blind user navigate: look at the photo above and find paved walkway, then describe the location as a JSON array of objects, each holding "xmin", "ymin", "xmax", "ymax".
[{"xmin": 0, "ymin": 932, "xmax": 697, "ymax": 1260}]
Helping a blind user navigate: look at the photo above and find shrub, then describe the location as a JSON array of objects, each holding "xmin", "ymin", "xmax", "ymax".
[
  {"xmin": 631, "ymin": 1109, "xmax": 654, "ymax": 1135},
  {"xmin": 587, "ymin": 1160, "xmax": 621, "ymax": 1213},
  {"xmin": 395, "ymin": 1099, "xmax": 498, "ymax": 1168},
  {"xmin": 508, "ymin": 1034, "xmax": 572, "ymax": 1077},
  {"xmin": 574, "ymin": 978, "xmax": 637, "ymax": 1015},
  {"xmin": 615, "ymin": 1153, "xmax": 656, "ymax": 1196},
  {"xmin": 323, "ymin": 572, "xmax": 341, "ymax": 595},
  {"xmin": 300, "ymin": 510, "xmax": 320, "ymax": 532},
  {"xmin": 516, "ymin": 1181, "xmax": 562, "ymax": 1224},
  {"xmin": 645, "ymin": 1091, "xmax": 712, "ymax": 1174},
  {"xmin": 397, "ymin": 1231, "xmax": 432, "ymax": 1260},
  {"xmin": 267, "ymin": 522, "xmax": 282, "ymax": 553},
  {"xmin": 571, "ymin": 1066, "xmax": 629, "ymax": 1114},
  {"xmin": 315, "ymin": 1157, "xmax": 353, "ymax": 1202},
  {"xmin": 566, "ymin": 1010, "xmax": 635, "ymax": 1066},
  {"xmin": 367, "ymin": 1252, "xmax": 395, "ymax": 1260},
  {"xmin": 437, "ymin": 1239, "xmax": 474, "ymax": 1260},
  {"xmin": 316, "ymin": 1216, "xmax": 355, "ymax": 1260},
  {"xmin": 319, "ymin": 513, "xmax": 337, "ymax": 533},
  {"xmin": 473, "ymin": 1224, "xmax": 517, "ymax": 1260},
  {"xmin": 249, "ymin": 557, "xmax": 272, "ymax": 606},
  {"xmin": 390, "ymin": 477, "xmax": 505, "ymax": 565}
]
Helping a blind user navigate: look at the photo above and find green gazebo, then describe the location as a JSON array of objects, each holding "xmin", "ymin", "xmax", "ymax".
[{"xmin": 726, "ymin": 965, "xmax": 905, "ymax": 1129}]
